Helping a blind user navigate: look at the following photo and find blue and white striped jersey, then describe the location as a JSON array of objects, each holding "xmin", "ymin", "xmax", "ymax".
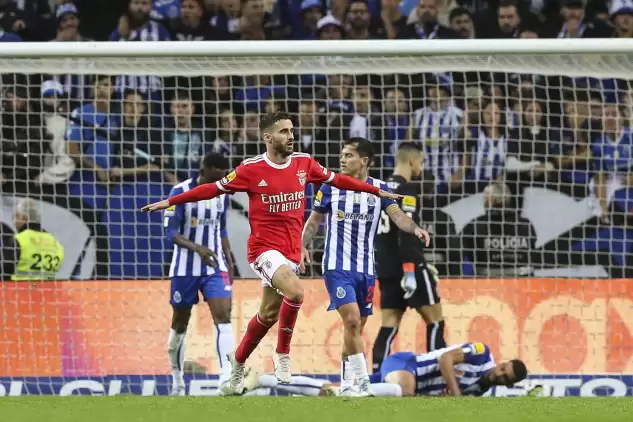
[
  {"xmin": 313, "ymin": 177, "xmax": 396, "ymax": 275},
  {"xmin": 412, "ymin": 105, "xmax": 463, "ymax": 186},
  {"xmin": 164, "ymin": 178, "xmax": 229, "ymax": 277},
  {"xmin": 468, "ymin": 127, "xmax": 507, "ymax": 182},
  {"xmin": 414, "ymin": 343, "xmax": 496, "ymax": 396}
]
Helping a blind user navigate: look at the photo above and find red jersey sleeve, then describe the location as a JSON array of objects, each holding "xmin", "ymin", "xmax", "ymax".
[
  {"xmin": 307, "ymin": 157, "xmax": 335, "ymax": 184},
  {"xmin": 217, "ymin": 163, "xmax": 251, "ymax": 193}
]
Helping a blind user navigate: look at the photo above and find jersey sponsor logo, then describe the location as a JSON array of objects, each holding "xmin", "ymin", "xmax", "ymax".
[
  {"xmin": 191, "ymin": 217, "xmax": 216, "ymax": 228},
  {"xmin": 297, "ymin": 170, "xmax": 307, "ymax": 186},
  {"xmin": 261, "ymin": 190, "xmax": 305, "ymax": 213},
  {"xmin": 402, "ymin": 195, "xmax": 417, "ymax": 212},
  {"xmin": 221, "ymin": 171, "xmax": 236, "ymax": 185},
  {"xmin": 335, "ymin": 210, "xmax": 375, "ymax": 222}
]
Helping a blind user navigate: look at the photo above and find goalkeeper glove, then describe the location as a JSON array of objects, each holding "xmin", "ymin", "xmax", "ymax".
[
  {"xmin": 401, "ymin": 263, "xmax": 417, "ymax": 300},
  {"xmin": 426, "ymin": 263, "xmax": 440, "ymax": 283}
]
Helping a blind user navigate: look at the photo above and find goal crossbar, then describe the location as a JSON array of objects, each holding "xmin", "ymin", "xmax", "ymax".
[{"xmin": 1, "ymin": 39, "xmax": 633, "ymax": 77}]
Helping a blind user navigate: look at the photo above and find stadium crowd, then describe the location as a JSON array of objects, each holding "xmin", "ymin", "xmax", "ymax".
[{"xmin": 1, "ymin": 0, "xmax": 633, "ymax": 280}]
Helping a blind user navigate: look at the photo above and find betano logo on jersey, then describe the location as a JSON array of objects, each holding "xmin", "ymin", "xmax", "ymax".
[
  {"xmin": 335, "ymin": 209, "xmax": 376, "ymax": 222},
  {"xmin": 191, "ymin": 217, "xmax": 216, "ymax": 228},
  {"xmin": 261, "ymin": 190, "xmax": 305, "ymax": 213}
]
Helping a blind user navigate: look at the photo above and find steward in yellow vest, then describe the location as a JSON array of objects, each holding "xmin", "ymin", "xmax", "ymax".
[{"xmin": 1, "ymin": 199, "xmax": 64, "ymax": 281}]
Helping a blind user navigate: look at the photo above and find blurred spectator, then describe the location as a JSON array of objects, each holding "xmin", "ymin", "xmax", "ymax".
[
  {"xmin": 409, "ymin": 78, "xmax": 462, "ymax": 189},
  {"xmin": 110, "ymin": 0, "xmax": 170, "ymax": 104},
  {"xmin": 211, "ymin": 108, "xmax": 241, "ymax": 163},
  {"xmin": 36, "ymin": 80, "xmax": 76, "ymax": 189},
  {"xmin": 53, "ymin": 3, "xmax": 90, "ymax": 41},
  {"xmin": 239, "ymin": 0, "xmax": 269, "ymax": 40},
  {"xmin": 379, "ymin": 88, "xmax": 410, "ymax": 170},
  {"xmin": 0, "ymin": 86, "xmax": 48, "ymax": 192},
  {"xmin": 611, "ymin": 0, "xmax": 633, "ymax": 38},
  {"xmin": 235, "ymin": 110, "xmax": 262, "ymax": 158},
  {"xmin": 463, "ymin": 98, "xmax": 506, "ymax": 193},
  {"xmin": 110, "ymin": 89, "xmax": 164, "ymax": 182},
  {"xmin": 0, "ymin": 0, "xmax": 27, "ymax": 39},
  {"xmin": 316, "ymin": 13, "xmax": 344, "ymax": 39},
  {"xmin": 295, "ymin": 98, "xmax": 324, "ymax": 157},
  {"xmin": 170, "ymin": 0, "xmax": 216, "ymax": 40},
  {"xmin": 152, "ymin": 0, "xmax": 182, "ymax": 23},
  {"xmin": 66, "ymin": 75, "xmax": 119, "ymax": 205},
  {"xmin": 160, "ymin": 90, "xmax": 209, "ymax": 182},
  {"xmin": 399, "ymin": 0, "xmax": 458, "ymax": 39},
  {"xmin": 506, "ymin": 99, "xmax": 554, "ymax": 183},
  {"xmin": 349, "ymin": 84, "xmax": 378, "ymax": 140},
  {"xmin": 492, "ymin": 0, "xmax": 523, "ymax": 38},
  {"xmin": 550, "ymin": 89, "xmax": 595, "ymax": 198},
  {"xmin": 376, "ymin": 0, "xmax": 408, "ymax": 39},
  {"xmin": 451, "ymin": 181, "xmax": 537, "ymax": 277},
  {"xmin": 279, "ymin": 0, "xmax": 323, "ymax": 39},
  {"xmin": 345, "ymin": 0, "xmax": 375, "ymax": 39},
  {"xmin": 0, "ymin": 27, "xmax": 21, "ymax": 41},
  {"xmin": 449, "ymin": 7, "xmax": 475, "ymax": 38},
  {"xmin": 591, "ymin": 102, "xmax": 633, "ymax": 225},
  {"xmin": 330, "ymin": 0, "xmax": 348, "ymax": 22},
  {"xmin": 210, "ymin": 0, "xmax": 241, "ymax": 39},
  {"xmin": 235, "ymin": 75, "xmax": 285, "ymax": 112},
  {"xmin": 546, "ymin": 0, "xmax": 613, "ymax": 38}
]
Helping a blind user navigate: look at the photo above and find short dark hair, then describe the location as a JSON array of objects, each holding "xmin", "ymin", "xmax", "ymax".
[
  {"xmin": 344, "ymin": 137, "xmax": 375, "ymax": 161},
  {"xmin": 202, "ymin": 153, "xmax": 230, "ymax": 171},
  {"xmin": 260, "ymin": 111, "xmax": 291, "ymax": 131},
  {"xmin": 511, "ymin": 359, "xmax": 528, "ymax": 383},
  {"xmin": 122, "ymin": 88, "xmax": 145, "ymax": 101},
  {"xmin": 449, "ymin": 7, "xmax": 471, "ymax": 22},
  {"xmin": 397, "ymin": 142, "xmax": 422, "ymax": 152},
  {"xmin": 498, "ymin": 0, "xmax": 519, "ymax": 9},
  {"xmin": 172, "ymin": 89, "xmax": 191, "ymax": 102},
  {"xmin": 94, "ymin": 75, "xmax": 113, "ymax": 85}
]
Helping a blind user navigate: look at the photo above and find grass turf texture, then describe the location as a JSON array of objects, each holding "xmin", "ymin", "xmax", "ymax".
[{"xmin": 2, "ymin": 397, "xmax": 632, "ymax": 422}]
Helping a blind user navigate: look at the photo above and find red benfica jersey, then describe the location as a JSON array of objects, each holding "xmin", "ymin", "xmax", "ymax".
[{"xmin": 218, "ymin": 152, "xmax": 334, "ymax": 264}]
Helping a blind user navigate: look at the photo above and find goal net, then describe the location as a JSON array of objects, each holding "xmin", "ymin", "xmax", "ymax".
[{"xmin": 0, "ymin": 39, "xmax": 631, "ymax": 397}]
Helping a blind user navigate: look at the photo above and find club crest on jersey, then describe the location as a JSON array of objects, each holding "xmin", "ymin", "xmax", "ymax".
[
  {"xmin": 297, "ymin": 170, "xmax": 307, "ymax": 186},
  {"xmin": 367, "ymin": 196, "xmax": 376, "ymax": 206}
]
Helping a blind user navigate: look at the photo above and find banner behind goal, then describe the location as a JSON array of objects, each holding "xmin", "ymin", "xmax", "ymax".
[{"xmin": 0, "ymin": 40, "xmax": 632, "ymax": 396}]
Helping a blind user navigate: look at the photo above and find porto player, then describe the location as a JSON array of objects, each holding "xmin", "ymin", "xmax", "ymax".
[{"xmin": 142, "ymin": 112, "xmax": 401, "ymax": 395}]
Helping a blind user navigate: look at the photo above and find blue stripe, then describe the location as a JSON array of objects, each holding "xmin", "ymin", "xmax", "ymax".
[{"xmin": 334, "ymin": 191, "xmax": 345, "ymax": 269}]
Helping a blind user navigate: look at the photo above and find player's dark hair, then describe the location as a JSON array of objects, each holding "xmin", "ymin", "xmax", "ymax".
[
  {"xmin": 94, "ymin": 74, "xmax": 113, "ymax": 85},
  {"xmin": 260, "ymin": 111, "xmax": 291, "ymax": 131},
  {"xmin": 397, "ymin": 142, "xmax": 422, "ymax": 152},
  {"xmin": 449, "ymin": 6, "xmax": 471, "ymax": 22},
  {"xmin": 498, "ymin": 0, "xmax": 519, "ymax": 9},
  {"xmin": 202, "ymin": 153, "xmax": 230, "ymax": 171},
  {"xmin": 511, "ymin": 359, "xmax": 528, "ymax": 383},
  {"xmin": 395, "ymin": 142, "xmax": 422, "ymax": 163},
  {"xmin": 172, "ymin": 89, "xmax": 192, "ymax": 102},
  {"xmin": 345, "ymin": 137, "xmax": 375, "ymax": 161}
]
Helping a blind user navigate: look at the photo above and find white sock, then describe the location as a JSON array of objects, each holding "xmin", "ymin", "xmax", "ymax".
[
  {"xmin": 348, "ymin": 352, "xmax": 370, "ymax": 381},
  {"xmin": 340, "ymin": 358, "xmax": 354, "ymax": 389},
  {"xmin": 371, "ymin": 383, "xmax": 403, "ymax": 397},
  {"xmin": 215, "ymin": 323, "xmax": 234, "ymax": 384},
  {"xmin": 168, "ymin": 328, "xmax": 186, "ymax": 386}
]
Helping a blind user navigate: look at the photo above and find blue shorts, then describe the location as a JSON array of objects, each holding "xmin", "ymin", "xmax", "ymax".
[
  {"xmin": 379, "ymin": 352, "xmax": 417, "ymax": 381},
  {"xmin": 170, "ymin": 272, "xmax": 232, "ymax": 307},
  {"xmin": 323, "ymin": 270, "xmax": 375, "ymax": 317}
]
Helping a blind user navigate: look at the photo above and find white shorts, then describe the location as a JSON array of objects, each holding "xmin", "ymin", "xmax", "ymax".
[{"xmin": 250, "ymin": 250, "xmax": 299, "ymax": 290}]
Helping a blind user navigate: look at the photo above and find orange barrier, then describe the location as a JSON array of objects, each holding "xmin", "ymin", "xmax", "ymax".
[{"xmin": 1, "ymin": 278, "xmax": 632, "ymax": 377}]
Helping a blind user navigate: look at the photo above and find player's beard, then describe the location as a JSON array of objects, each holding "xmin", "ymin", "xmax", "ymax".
[{"xmin": 275, "ymin": 140, "xmax": 293, "ymax": 157}]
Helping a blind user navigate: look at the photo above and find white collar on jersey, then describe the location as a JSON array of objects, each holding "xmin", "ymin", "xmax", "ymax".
[{"xmin": 263, "ymin": 152, "xmax": 292, "ymax": 169}]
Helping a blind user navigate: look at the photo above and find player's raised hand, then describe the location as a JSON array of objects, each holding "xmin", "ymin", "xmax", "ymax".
[
  {"xmin": 414, "ymin": 227, "xmax": 431, "ymax": 247},
  {"xmin": 300, "ymin": 246, "xmax": 311, "ymax": 274},
  {"xmin": 141, "ymin": 199, "xmax": 171, "ymax": 213},
  {"xmin": 378, "ymin": 189, "xmax": 404, "ymax": 201},
  {"xmin": 196, "ymin": 245, "xmax": 218, "ymax": 268}
]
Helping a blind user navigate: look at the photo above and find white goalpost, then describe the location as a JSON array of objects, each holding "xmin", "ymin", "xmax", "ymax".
[{"xmin": 0, "ymin": 39, "xmax": 631, "ymax": 397}]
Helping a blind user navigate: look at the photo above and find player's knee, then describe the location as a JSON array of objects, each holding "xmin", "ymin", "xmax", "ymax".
[
  {"xmin": 284, "ymin": 284, "xmax": 304, "ymax": 303},
  {"xmin": 211, "ymin": 309, "xmax": 231, "ymax": 325},
  {"xmin": 342, "ymin": 313, "xmax": 362, "ymax": 334},
  {"xmin": 259, "ymin": 302, "xmax": 280, "ymax": 326},
  {"xmin": 171, "ymin": 308, "xmax": 191, "ymax": 333}
]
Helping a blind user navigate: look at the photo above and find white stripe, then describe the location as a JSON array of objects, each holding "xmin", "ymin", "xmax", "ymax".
[
  {"xmin": 355, "ymin": 191, "xmax": 369, "ymax": 271},
  {"xmin": 177, "ymin": 202, "xmax": 192, "ymax": 276},
  {"xmin": 422, "ymin": 268, "xmax": 435, "ymax": 305},
  {"xmin": 341, "ymin": 190, "xmax": 354, "ymax": 271},
  {"xmin": 192, "ymin": 200, "xmax": 205, "ymax": 275},
  {"xmin": 325, "ymin": 188, "xmax": 339, "ymax": 271}
]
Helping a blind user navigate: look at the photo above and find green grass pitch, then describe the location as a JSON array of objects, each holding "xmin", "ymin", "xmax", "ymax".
[{"xmin": 2, "ymin": 397, "xmax": 633, "ymax": 422}]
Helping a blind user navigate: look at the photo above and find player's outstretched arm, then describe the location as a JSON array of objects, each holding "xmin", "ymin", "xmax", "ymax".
[
  {"xmin": 141, "ymin": 182, "xmax": 222, "ymax": 212},
  {"xmin": 328, "ymin": 173, "xmax": 402, "ymax": 200},
  {"xmin": 386, "ymin": 204, "xmax": 431, "ymax": 246},
  {"xmin": 438, "ymin": 348, "xmax": 465, "ymax": 397}
]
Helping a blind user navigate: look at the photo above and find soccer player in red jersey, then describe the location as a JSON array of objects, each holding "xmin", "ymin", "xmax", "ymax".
[{"xmin": 142, "ymin": 112, "xmax": 401, "ymax": 395}]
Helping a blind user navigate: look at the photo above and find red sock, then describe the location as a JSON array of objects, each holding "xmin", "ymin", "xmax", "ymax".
[
  {"xmin": 276, "ymin": 297, "xmax": 303, "ymax": 354},
  {"xmin": 235, "ymin": 314, "xmax": 272, "ymax": 364}
]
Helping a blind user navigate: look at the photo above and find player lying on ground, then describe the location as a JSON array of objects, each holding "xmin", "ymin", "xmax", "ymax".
[
  {"xmin": 241, "ymin": 343, "xmax": 527, "ymax": 397},
  {"xmin": 163, "ymin": 153, "xmax": 235, "ymax": 396},
  {"xmin": 302, "ymin": 138, "xmax": 430, "ymax": 397},
  {"xmin": 142, "ymin": 112, "xmax": 402, "ymax": 395},
  {"xmin": 374, "ymin": 142, "xmax": 447, "ymax": 373}
]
